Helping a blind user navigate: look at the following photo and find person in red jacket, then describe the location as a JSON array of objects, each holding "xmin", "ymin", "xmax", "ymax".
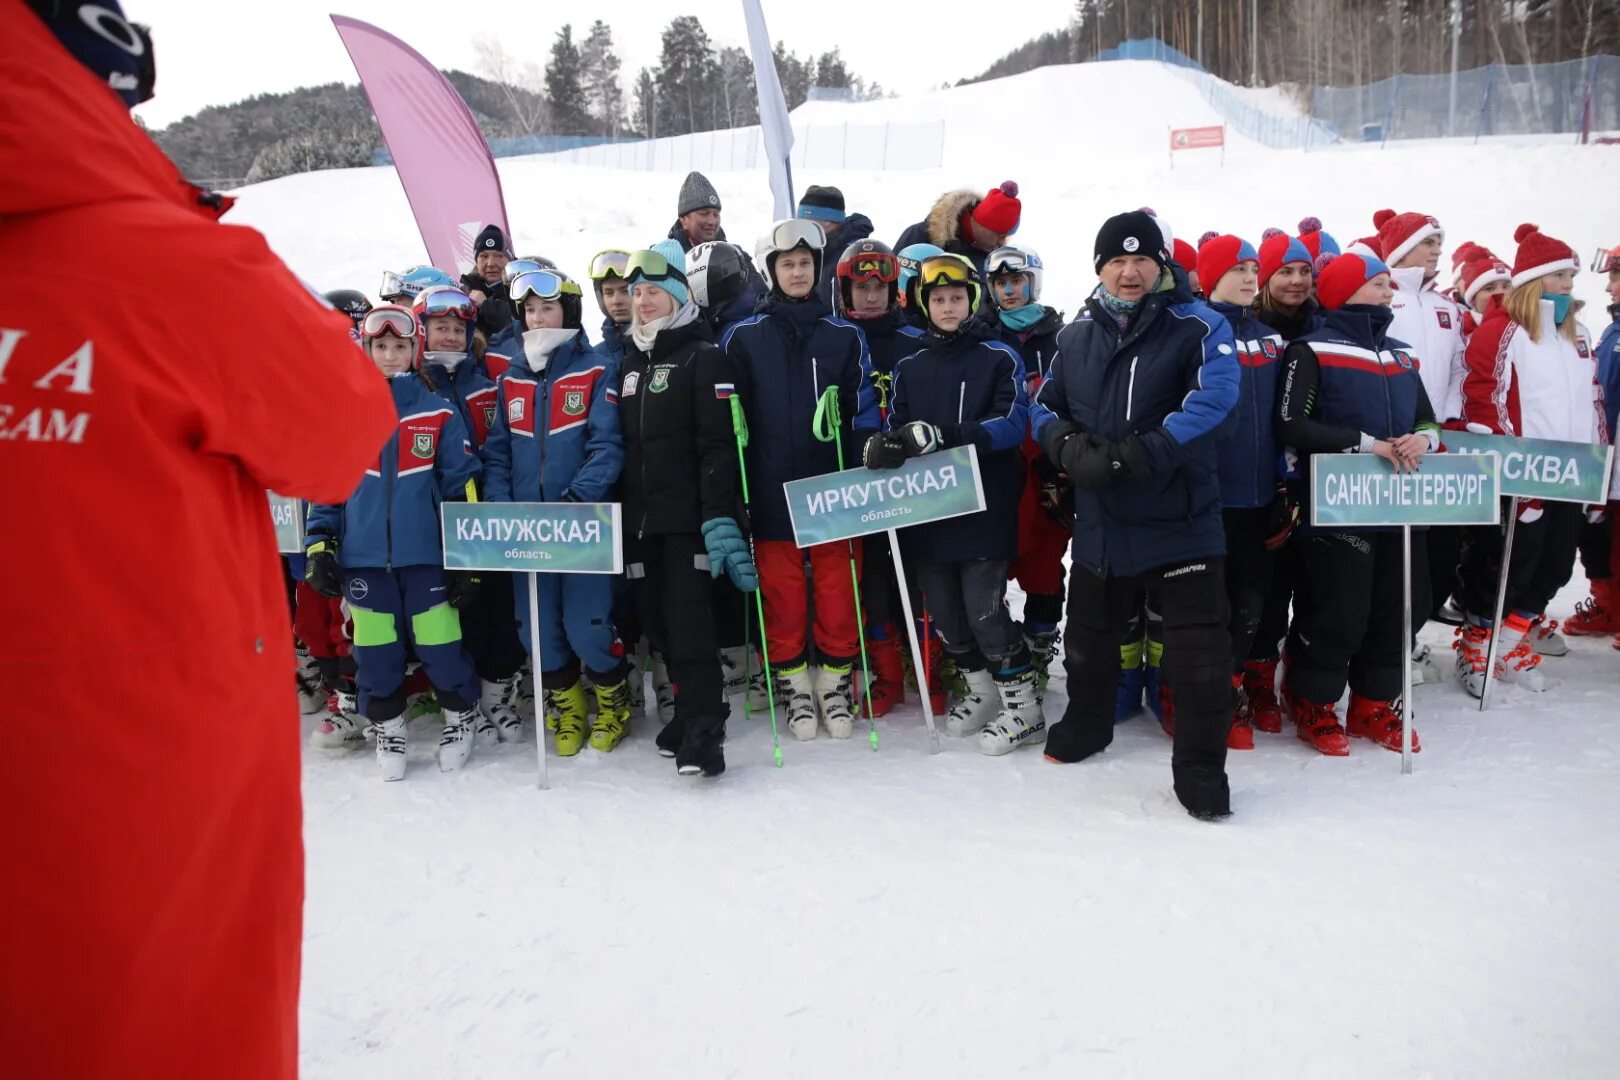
[{"xmin": 0, "ymin": 4, "xmax": 396, "ymax": 1078}]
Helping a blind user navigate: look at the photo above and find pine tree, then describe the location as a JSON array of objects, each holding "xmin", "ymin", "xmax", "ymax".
[
  {"xmin": 545, "ymin": 24, "xmax": 589, "ymax": 136},
  {"xmin": 715, "ymin": 46, "xmax": 759, "ymax": 128},
  {"xmin": 814, "ymin": 48, "xmax": 852, "ymax": 90},
  {"xmin": 632, "ymin": 67, "xmax": 656, "ymax": 138},
  {"xmin": 654, "ymin": 16, "xmax": 718, "ymax": 136},
  {"xmin": 771, "ymin": 40, "xmax": 811, "ymax": 109},
  {"xmin": 579, "ymin": 20, "xmax": 625, "ymax": 137}
]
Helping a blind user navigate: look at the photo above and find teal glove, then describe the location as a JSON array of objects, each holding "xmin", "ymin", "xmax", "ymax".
[{"xmin": 701, "ymin": 516, "xmax": 759, "ymax": 592}]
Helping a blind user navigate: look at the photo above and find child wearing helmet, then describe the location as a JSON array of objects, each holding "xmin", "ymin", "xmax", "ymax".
[
  {"xmin": 722, "ymin": 220, "xmax": 881, "ymax": 742},
  {"xmin": 482, "ymin": 267, "xmax": 632, "ymax": 756},
  {"xmin": 864, "ymin": 253, "xmax": 1039, "ymax": 757},
  {"xmin": 896, "ymin": 242, "xmax": 945, "ymax": 330},
  {"xmin": 303, "ymin": 304, "xmax": 486, "ymax": 781}
]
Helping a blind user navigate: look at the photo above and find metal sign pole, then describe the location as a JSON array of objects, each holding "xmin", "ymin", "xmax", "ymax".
[
  {"xmin": 887, "ymin": 528, "xmax": 940, "ymax": 753},
  {"xmin": 528, "ymin": 571, "xmax": 548, "ymax": 789},
  {"xmin": 1478, "ymin": 497, "xmax": 1520, "ymax": 712},
  {"xmin": 1401, "ymin": 524, "xmax": 1415, "ymax": 775}
]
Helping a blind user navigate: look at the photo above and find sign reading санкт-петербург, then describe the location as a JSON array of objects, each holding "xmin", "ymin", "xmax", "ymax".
[
  {"xmin": 269, "ymin": 492, "xmax": 303, "ymax": 555},
  {"xmin": 1440, "ymin": 429, "xmax": 1614, "ymax": 505},
  {"xmin": 1311, "ymin": 452, "xmax": 1500, "ymax": 528},
  {"xmin": 441, "ymin": 502, "xmax": 622, "ymax": 574},
  {"xmin": 784, "ymin": 444, "xmax": 987, "ymax": 548}
]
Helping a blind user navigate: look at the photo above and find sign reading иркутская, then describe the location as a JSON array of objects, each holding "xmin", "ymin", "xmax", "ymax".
[
  {"xmin": 1310, "ymin": 452, "xmax": 1501, "ymax": 529},
  {"xmin": 1441, "ymin": 429, "xmax": 1615, "ymax": 505},
  {"xmin": 440, "ymin": 502, "xmax": 622, "ymax": 574},
  {"xmin": 784, "ymin": 444, "xmax": 987, "ymax": 548}
]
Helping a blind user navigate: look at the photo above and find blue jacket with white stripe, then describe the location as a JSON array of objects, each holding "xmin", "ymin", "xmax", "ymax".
[
  {"xmin": 1031, "ymin": 266, "xmax": 1240, "ymax": 577},
  {"xmin": 481, "ymin": 330, "xmax": 624, "ymax": 505},
  {"xmin": 888, "ymin": 320, "xmax": 1028, "ymax": 563},
  {"xmin": 306, "ymin": 373, "xmax": 482, "ymax": 570},
  {"xmin": 1208, "ymin": 301, "xmax": 1286, "ymax": 509},
  {"xmin": 721, "ymin": 295, "xmax": 880, "ymax": 542}
]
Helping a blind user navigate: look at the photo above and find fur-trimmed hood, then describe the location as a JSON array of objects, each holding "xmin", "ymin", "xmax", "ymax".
[{"xmin": 925, "ymin": 189, "xmax": 982, "ymax": 249}]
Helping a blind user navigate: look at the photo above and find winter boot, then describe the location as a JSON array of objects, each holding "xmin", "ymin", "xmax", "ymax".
[
  {"xmin": 978, "ymin": 667, "xmax": 1045, "ymax": 756},
  {"xmin": 1114, "ymin": 637, "xmax": 1146, "ymax": 721},
  {"xmin": 944, "ymin": 666, "xmax": 999, "ymax": 737},
  {"xmin": 655, "ymin": 717, "xmax": 685, "ymax": 758},
  {"xmin": 1409, "ymin": 644, "xmax": 1445, "ymax": 686},
  {"xmin": 649, "ymin": 650, "xmax": 676, "ymax": 724},
  {"xmin": 815, "ymin": 664, "xmax": 856, "ymax": 739},
  {"xmin": 774, "ymin": 664, "xmax": 818, "ymax": 741},
  {"xmin": 1282, "ymin": 684, "xmax": 1350, "ymax": 756},
  {"xmin": 675, "ymin": 715, "xmax": 726, "ymax": 777},
  {"xmin": 437, "ymin": 705, "xmax": 479, "ymax": 772},
  {"xmin": 1565, "ymin": 580, "xmax": 1618, "ymax": 636},
  {"xmin": 544, "ymin": 679, "xmax": 591, "ymax": 756},
  {"xmin": 1346, "ymin": 693, "xmax": 1419, "ymax": 753},
  {"xmin": 374, "ymin": 714, "xmax": 408, "ymax": 782},
  {"xmin": 1024, "ymin": 626, "xmax": 1061, "ymax": 701},
  {"xmin": 479, "ymin": 674, "xmax": 525, "ymax": 744},
  {"xmin": 863, "ymin": 634, "xmax": 906, "ymax": 717},
  {"xmin": 588, "ymin": 678, "xmax": 632, "ymax": 752},
  {"xmin": 1241, "ymin": 658, "xmax": 1284, "ymax": 734},
  {"xmin": 1174, "ymin": 764, "xmax": 1232, "ymax": 822},
  {"xmin": 309, "ymin": 690, "xmax": 366, "ymax": 749},
  {"xmin": 1227, "ymin": 673, "xmax": 1254, "ymax": 751},
  {"xmin": 1524, "ymin": 614, "xmax": 1568, "ymax": 657}
]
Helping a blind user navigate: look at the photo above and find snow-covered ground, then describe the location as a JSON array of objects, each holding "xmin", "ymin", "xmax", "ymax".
[{"xmin": 222, "ymin": 57, "xmax": 1620, "ymax": 1077}]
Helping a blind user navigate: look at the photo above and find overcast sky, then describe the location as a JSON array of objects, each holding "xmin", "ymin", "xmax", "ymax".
[{"xmin": 129, "ymin": 0, "xmax": 1078, "ymax": 130}]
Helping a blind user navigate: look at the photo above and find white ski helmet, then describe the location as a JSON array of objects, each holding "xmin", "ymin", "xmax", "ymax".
[
  {"xmin": 985, "ymin": 245, "xmax": 1044, "ymax": 304},
  {"xmin": 755, "ymin": 219, "xmax": 825, "ymax": 291}
]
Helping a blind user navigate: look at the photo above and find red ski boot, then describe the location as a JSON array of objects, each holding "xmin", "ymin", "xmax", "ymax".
[
  {"xmin": 863, "ymin": 635, "xmax": 906, "ymax": 718},
  {"xmin": 1564, "ymin": 580, "xmax": 1618, "ymax": 636},
  {"xmin": 1283, "ymin": 685, "xmax": 1351, "ymax": 756},
  {"xmin": 1346, "ymin": 693, "xmax": 1420, "ymax": 753},
  {"xmin": 1241, "ymin": 658, "xmax": 1284, "ymax": 734},
  {"xmin": 1227, "ymin": 672, "xmax": 1254, "ymax": 750}
]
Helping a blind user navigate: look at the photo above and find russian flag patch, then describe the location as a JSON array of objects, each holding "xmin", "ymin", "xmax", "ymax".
[{"xmin": 714, "ymin": 382, "xmax": 735, "ymax": 400}]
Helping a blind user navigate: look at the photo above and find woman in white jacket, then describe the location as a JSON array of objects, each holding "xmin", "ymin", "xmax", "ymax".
[{"xmin": 1454, "ymin": 223, "xmax": 1608, "ymax": 696}]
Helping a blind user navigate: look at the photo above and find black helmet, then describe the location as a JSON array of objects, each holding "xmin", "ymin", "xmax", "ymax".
[
  {"xmin": 687, "ymin": 241, "xmax": 752, "ymax": 311},
  {"xmin": 323, "ymin": 288, "xmax": 373, "ymax": 329}
]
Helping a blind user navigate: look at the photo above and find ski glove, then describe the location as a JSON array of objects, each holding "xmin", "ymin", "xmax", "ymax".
[
  {"xmin": 701, "ymin": 517, "xmax": 758, "ymax": 592},
  {"xmin": 1060, "ymin": 433, "xmax": 1149, "ymax": 491},
  {"xmin": 304, "ymin": 537, "xmax": 342, "ymax": 599},
  {"xmin": 1264, "ymin": 485, "xmax": 1300, "ymax": 551},
  {"xmin": 898, "ymin": 421, "xmax": 942, "ymax": 457},
  {"xmin": 863, "ymin": 432, "xmax": 909, "ymax": 470},
  {"xmin": 448, "ymin": 570, "xmax": 483, "ymax": 608}
]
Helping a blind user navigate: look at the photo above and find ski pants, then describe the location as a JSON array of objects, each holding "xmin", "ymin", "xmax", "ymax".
[
  {"xmin": 628, "ymin": 533, "xmax": 727, "ymax": 723},
  {"xmin": 1458, "ymin": 500, "xmax": 1583, "ymax": 621},
  {"xmin": 1578, "ymin": 511, "xmax": 1613, "ymax": 580},
  {"xmin": 1010, "ymin": 474, "xmax": 1071, "ymax": 620},
  {"xmin": 1221, "ymin": 507, "xmax": 1272, "ymax": 673},
  {"xmin": 861, "ymin": 532, "xmax": 900, "ymax": 634},
  {"xmin": 514, "ymin": 571, "xmax": 627, "ymax": 686},
  {"xmin": 756, "ymin": 539, "xmax": 861, "ymax": 669},
  {"xmin": 344, "ymin": 565, "xmax": 479, "ymax": 721},
  {"xmin": 1421, "ymin": 525, "xmax": 1467, "ymax": 629},
  {"xmin": 293, "ymin": 581, "xmax": 355, "ymax": 689},
  {"xmin": 461, "ymin": 571, "xmax": 526, "ymax": 683},
  {"xmin": 915, "ymin": 558, "xmax": 1023, "ymax": 670},
  {"xmin": 1062, "ymin": 557, "xmax": 1232, "ymax": 774},
  {"xmin": 1286, "ymin": 530, "xmax": 1428, "ymax": 704},
  {"xmin": 1249, "ymin": 478, "xmax": 1305, "ymax": 662}
]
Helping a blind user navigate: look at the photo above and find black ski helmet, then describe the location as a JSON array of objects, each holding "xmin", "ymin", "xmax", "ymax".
[
  {"xmin": 323, "ymin": 288, "xmax": 373, "ymax": 329},
  {"xmin": 687, "ymin": 241, "xmax": 751, "ymax": 311},
  {"xmin": 835, "ymin": 238, "xmax": 900, "ymax": 315}
]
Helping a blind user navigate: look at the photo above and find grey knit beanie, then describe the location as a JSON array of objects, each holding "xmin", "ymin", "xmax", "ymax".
[{"xmin": 678, "ymin": 171, "xmax": 721, "ymax": 217}]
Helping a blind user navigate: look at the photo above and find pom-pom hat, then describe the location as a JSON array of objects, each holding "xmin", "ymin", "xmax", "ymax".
[
  {"xmin": 1373, "ymin": 209, "xmax": 1444, "ymax": 269},
  {"xmin": 1258, "ymin": 227, "xmax": 1312, "ymax": 286},
  {"xmin": 1316, "ymin": 252, "xmax": 1392, "ymax": 310},
  {"xmin": 1510, "ymin": 223, "xmax": 1578, "ymax": 287},
  {"xmin": 1196, "ymin": 234, "xmax": 1259, "ymax": 293}
]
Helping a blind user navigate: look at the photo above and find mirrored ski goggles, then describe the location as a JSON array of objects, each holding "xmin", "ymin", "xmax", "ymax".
[
  {"xmin": 414, "ymin": 287, "xmax": 478, "ymax": 320},
  {"xmin": 624, "ymin": 249, "xmax": 688, "ymax": 286},
  {"xmin": 588, "ymin": 249, "xmax": 632, "ymax": 281},
  {"xmin": 378, "ymin": 270, "xmax": 416, "ymax": 301},
  {"xmin": 360, "ymin": 306, "xmax": 420, "ymax": 340},
  {"xmin": 916, "ymin": 254, "xmax": 977, "ymax": 289},
  {"xmin": 1591, "ymin": 246, "xmax": 1620, "ymax": 274},
  {"xmin": 766, "ymin": 219, "xmax": 824, "ymax": 254},
  {"xmin": 843, "ymin": 252, "xmax": 899, "ymax": 283},
  {"xmin": 986, "ymin": 247, "xmax": 1037, "ymax": 278},
  {"xmin": 501, "ymin": 258, "xmax": 548, "ymax": 285},
  {"xmin": 509, "ymin": 270, "xmax": 582, "ymax": 305}
]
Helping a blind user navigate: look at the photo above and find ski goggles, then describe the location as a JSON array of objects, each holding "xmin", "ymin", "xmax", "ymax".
[
  {"xmin": 842, "ymin": 250, "xmax": 899, "ymax": 284},
  {"xmin": 413, "ymin": 287, "xmax": 478, "ymax": 320},
  {"xmin": 360, "ymin": 306, "xmax": 420, "ymax": 340},
  {"xmin": 916, "ymin": 254, "xmax": 978, "ymax": 290},
  {"xmin": 624, "ymin": 249, "xmax": 688, "ymax": 287},
  {"xmin": 765, "ymin": 219, "xmax": 824, "ymax": 254},
  {"xmin": 588, "ymin": 249, "xmax": 633, "ymax": 281},
  {"xmin": 1591, "ymin": 246, "xmax": 1620, "ymax": 274},
  {"xmin": 985, "ymin": 247, "xmax": 1038, "ymax": 278},
  {"xmin": 509, "ymin": 269, "xmax": 583, "ymax": 305},
  {"xmin": 378, "ymin": 269, "xmax": 416, "ymax": 301},
  {"xmin": 501, "ymin": 258, "xmax": 548, "ymax": 285}
]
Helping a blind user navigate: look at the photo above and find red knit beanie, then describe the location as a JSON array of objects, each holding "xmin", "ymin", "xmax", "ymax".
[
  {"xmin": 1373, "ymin": 209, "xmax": 1444, "ymax": 268},
  {"xmin": 1317, "ymin": 252, "xmax": 1392, "ymax": 310},
  {"xmin": 1172, "ymin": 237, "xmax": 1198, "ymax": 278},
  {"xmin": 1510, "ymin": 223, "xmax": 1577, "ymax": 287},
  {"xmin": 1459, "ymin": 256, "xmax": 1512, "ymax": 307},
  {"xmin": 1295, "ymin": 216, "xmax": 1339, "ymax": 261},
  {"xmin": 1258, "ymin": 227, "xmax": 1312, "ymax": 286},
  {"xmin": 1196, "ymin": 233, "xmax": 1259, "ymax": 294},
  {"xmin": 971, "ymin": 181, "xmax": 1021, "ymax": 236},
  {"xmin": 1450, "ymin": 240, "xmax": 1495, "ymax": 271}
]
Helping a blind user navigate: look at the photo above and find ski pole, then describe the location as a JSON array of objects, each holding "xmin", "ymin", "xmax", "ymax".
[
  {"xmin": 813, "ymin": 385, "xmax": 879, "ymax": 750},
  {"xmin": 730, "ymin": 395, "xmax": 783, "ymax": 767}
]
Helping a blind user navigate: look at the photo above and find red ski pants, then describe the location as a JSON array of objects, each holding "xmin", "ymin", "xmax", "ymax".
[
  {"xmin": 293, "ymin": 581, "xmax": 350, "ymax": 659},
  {"xmin": 756, "ymin": 539, "xmax": 863, "ymax": 668}
]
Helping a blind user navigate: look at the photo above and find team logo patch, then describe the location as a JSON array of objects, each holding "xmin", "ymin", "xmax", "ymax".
[
  {"xmin": 508, "ymin": 398, "xmax": 525, "ymax": 422},
  {"xmin": 649, "ymin": 368, "xmax": 671, "ymax": 393},
  {"xmin": 483, "ymin": 405, "xmax": 497, "ymax": 429},
  {"xmin": 622, "ymin": 372, "xmax": 640, "ymax": 397},
  {"xmin": 1578, "ymin": 341, "xmax": 1591, "ymax": 359},
  {"xmin": 1391, "ymin": 350, "xmax": 1414, "ymax": 370},
  {"xmin": 1436, "ymin": 310, "xmax": 1452, "ymax": 330},
  {"xmin": 349, "ymin": 578, "xmax": 369, "ymax": 601},
  {"xmin": 1122, "ymin": 236, "xmax": 1140, "ymax": 252},
  {"xmin": 412, "ymin": 432, "xmax": 436, "ymax": 459},
  {"xmin": 1260, "ymin": 338, "xmax": 1279, "ymax": 359},
  {"xmin": 563, "ymin": 389, "xmax": 586, "ymax": 416}
]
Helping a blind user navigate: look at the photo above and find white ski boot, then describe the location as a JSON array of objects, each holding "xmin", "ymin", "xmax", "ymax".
[
  {"xmin": 650, "ymin": 651, "xmax": 676, "ymax": 724},
  {"xmin": 294, "ymin": 644, "xmax": 327, "ymax": 715},
  {"xmin": 978, "ymin": 668, "xmax": 1046, "ymax": 756},
  {"xmin": 945, "ymin": 666, "xmax": 999, "ymax": 737},
  {"xmin": 437, "ymin": 705, "xmax": 479, "ymax": 772},
  {"xmin": 374, "ymin": 714, "xmax": 407, "ymax": 782},
  {"xmin": 774, "ymin": 665, "xmax": 818, "ymax": 741},
  {"xmin": 721, "ymin": 646, "xmax": 751, "ymax": 701},
  {"xmin": 480, "ymin": 674, "xmax": 525, "ymax": 743},
  {"xmin": 814, "ymin": 664, "xmax": 856, "ymax": 739},
  {"xmin": 1525, "ymin": 615, "xmax": 1568, "ymax": 657},
  {"xmin": 1410, "ymin": 643, "xmax": 1445, "ymax": 686},
  {"xmin": 309, "ymin": 690, "xmax": 366, "ymax": 749}
]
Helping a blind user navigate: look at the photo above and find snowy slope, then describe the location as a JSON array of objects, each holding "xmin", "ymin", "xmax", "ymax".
[{"xmin": 219, "ymin": 59, "xmax": 1620, "ymax": 1078}]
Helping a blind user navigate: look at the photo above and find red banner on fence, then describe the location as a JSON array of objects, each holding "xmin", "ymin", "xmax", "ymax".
[{"xmin": 1170, "ymin": 125, "xmax": 1226, "ymax": 150}]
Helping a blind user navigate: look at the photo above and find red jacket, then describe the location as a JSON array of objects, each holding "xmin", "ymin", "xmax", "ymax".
[{"xmin": 0, "ymin": 5, "xmax": 395, "ymax": 1077}]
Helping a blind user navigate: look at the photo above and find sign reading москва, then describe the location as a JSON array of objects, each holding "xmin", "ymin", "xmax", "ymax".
[{"xmin": 1441, "ymin": 429, "xmax": 1614, "ymax": 505}]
